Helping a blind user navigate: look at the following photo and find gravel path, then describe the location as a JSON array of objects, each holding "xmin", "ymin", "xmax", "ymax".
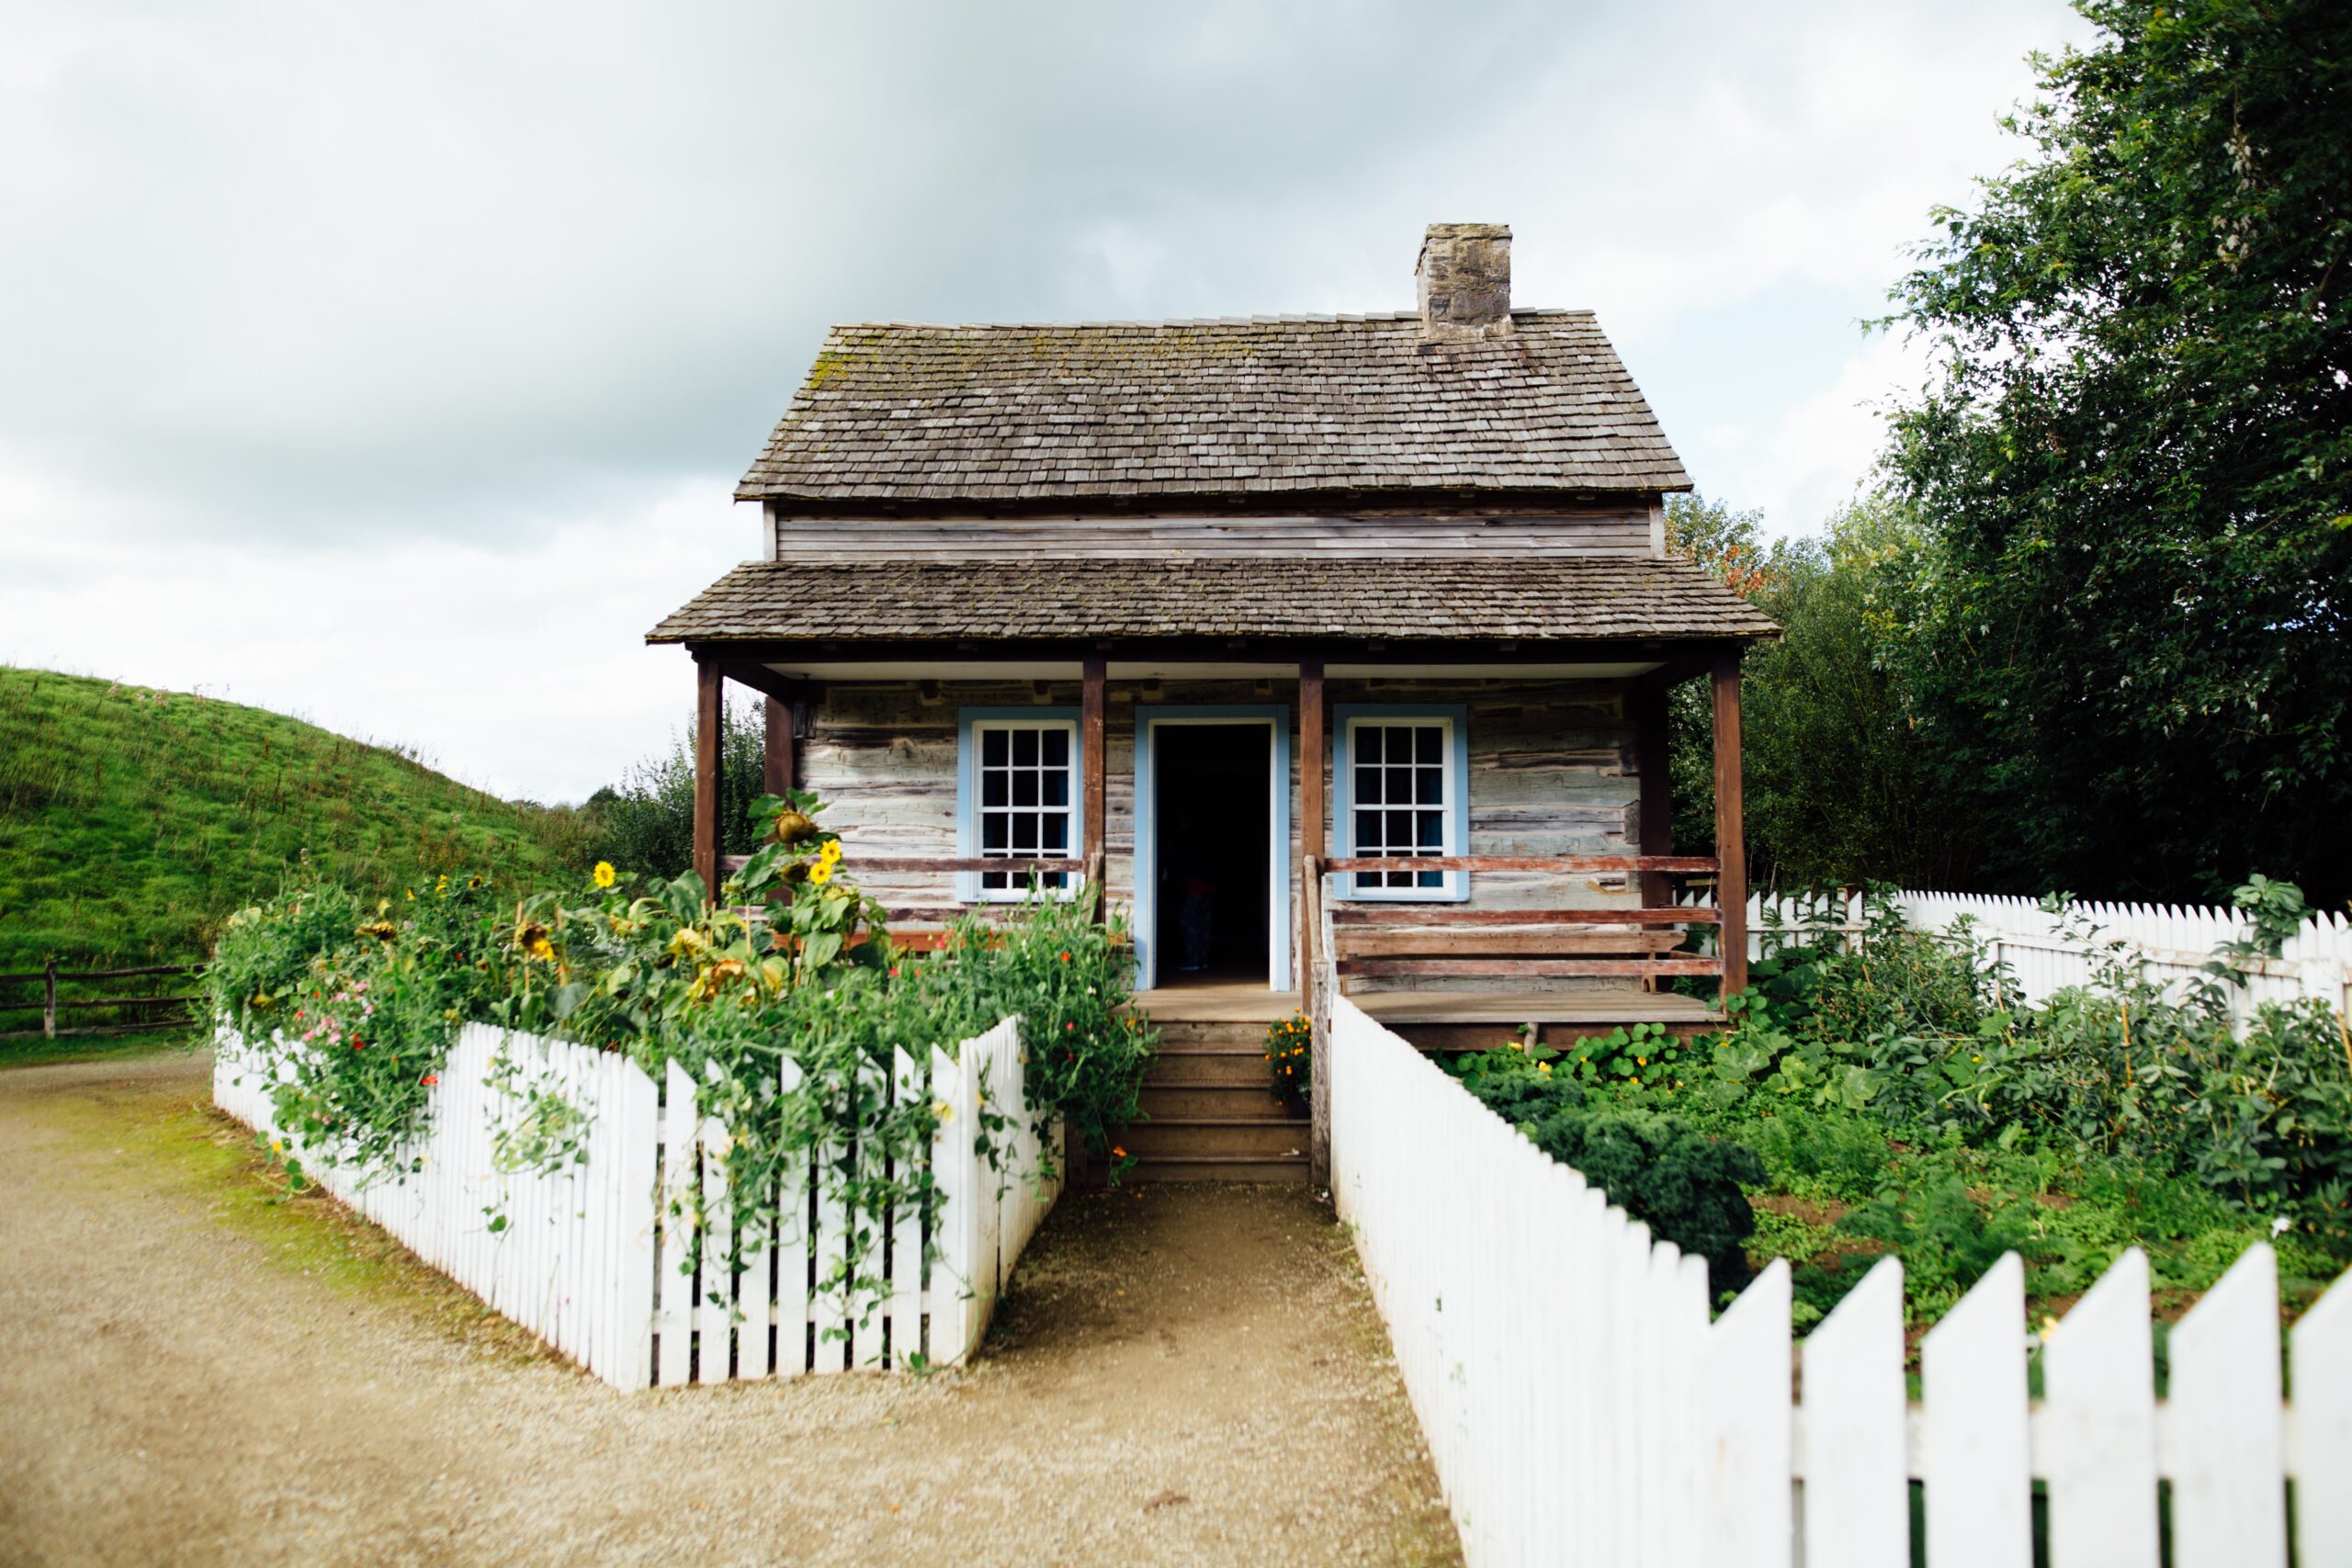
[{"xmin": 0, "ymin": 1051, "xmax": 1460, "ymax": 1567}]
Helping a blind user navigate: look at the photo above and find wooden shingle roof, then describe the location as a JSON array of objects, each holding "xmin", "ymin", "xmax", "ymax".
[
  {"xmin": 736, "ymin": 311, "xmax": 1692, "ymax": 505},
  {"xmin": 648, "ymin": 558, "xmax": 1775, "ymax": 645}
]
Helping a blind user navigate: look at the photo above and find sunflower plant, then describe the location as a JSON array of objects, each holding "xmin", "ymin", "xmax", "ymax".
[{"xmin": 205, "ymin": 789, "xmax": 1166, "ymax": 1337}]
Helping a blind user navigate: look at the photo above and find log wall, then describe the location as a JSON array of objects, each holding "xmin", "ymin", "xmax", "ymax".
[
  {"xmin": 802, "ymin": 676, "xmax": 1650, "ymax": 988},
  {"xmin": 770, "ymin": 511, "xmax": 1657, "ymax": 561}
]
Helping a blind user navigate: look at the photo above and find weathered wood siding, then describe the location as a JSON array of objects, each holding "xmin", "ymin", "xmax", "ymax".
[
  {"xmin": 771, "ymin": 511, "xmax": 1658, "ymax": 560},
  {"xmin": 804, "ymin": 676, "xmax": 1650, "ymax": 992}
]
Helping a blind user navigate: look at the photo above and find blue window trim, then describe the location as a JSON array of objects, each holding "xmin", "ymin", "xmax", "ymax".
[
  {"xmin": 956, "ymin": 706, "xmax": 1083, "ymax": 904},
  {"xmin": 1132, "ymin": 705, "xmax": 1293, "ymax": 992},
  {"xmin": 1331, "ymin": 703, "xmax": 1471, "ymax": 902}
]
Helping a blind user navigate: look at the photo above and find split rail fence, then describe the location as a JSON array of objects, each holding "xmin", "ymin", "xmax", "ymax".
[
  {"xmin": 1327, "ymin": 988, "xmax": 2352, "ymax": 1568},
  {"xmin": 1, "ymin": 962, "xmax": 201, "ymax": 1041},
  {"xmin": 214, "ymin": 1016, "xmax": 1057, "ymax": 1389}
]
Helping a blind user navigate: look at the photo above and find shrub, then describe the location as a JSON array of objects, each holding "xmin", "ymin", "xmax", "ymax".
[
  {"xmin": 1451, "ymin": 1043, "xmax": 1764, "ymax": 1291},
  {"xmin": 1264, "ymin": 1011, "xmax": 1310, "ymax": 1111}
]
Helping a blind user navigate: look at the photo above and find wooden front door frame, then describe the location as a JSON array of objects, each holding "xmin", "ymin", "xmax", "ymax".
[{"xmin": 1133, "ymin": 705, "xmax": 1293, "ymax": 993}]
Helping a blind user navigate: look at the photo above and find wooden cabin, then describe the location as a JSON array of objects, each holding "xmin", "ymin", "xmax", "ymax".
[{"xmin": 650, "ymin": 222, "xmax": 1777, "ymax": 1180}]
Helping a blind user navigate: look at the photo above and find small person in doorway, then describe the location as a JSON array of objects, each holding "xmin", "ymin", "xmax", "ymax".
[{"xmin": 1177, "ymin": 874, "xmax": 1216, "ymax": 971}]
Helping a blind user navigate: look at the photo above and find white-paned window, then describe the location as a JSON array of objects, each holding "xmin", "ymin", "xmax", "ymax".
[
  {"xmin": 969, "ymin": 716, "xmax": 1077, "ymax": 898},
  {"xmin": 1338, "ymin": 709, "xmax": 1467, "ymax": 900}
]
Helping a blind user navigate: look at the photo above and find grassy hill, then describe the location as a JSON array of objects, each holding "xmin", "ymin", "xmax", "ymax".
[{"xmin": 0, "ymin": 667, "xmax": 592, "ymax": 976}]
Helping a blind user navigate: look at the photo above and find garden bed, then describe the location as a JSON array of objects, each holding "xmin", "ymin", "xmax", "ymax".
[
  {"xmin": 199, "ymin": 789, "xmax": 1159, "ymax": 1386},
  {"xmin": 1446, "ymin": 884, "xmax": 2352, "ymax": 1334}
]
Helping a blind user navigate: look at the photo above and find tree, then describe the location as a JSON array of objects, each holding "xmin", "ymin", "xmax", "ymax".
[
  {"xmin": 1883, "ymin": 0, "xmax": 2352, "ymax": 908},
  {"xmin": 581, "ymin": 695, "xmax": 767, "ymax": 878},
  {"xmin": 1666, "ymin": 493, "xmax": 1983, "ymax": 890}
]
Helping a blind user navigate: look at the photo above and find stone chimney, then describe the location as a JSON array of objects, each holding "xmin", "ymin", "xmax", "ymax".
[{"xmin": 1415, "ymin": 222, "xmax": 1512, "ymax": 337}]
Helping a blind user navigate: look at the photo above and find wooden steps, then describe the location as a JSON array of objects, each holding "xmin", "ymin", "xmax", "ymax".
[{"xmin": 1121, "ymin": 1016, "xmax": 1309, "ymax": 1184}]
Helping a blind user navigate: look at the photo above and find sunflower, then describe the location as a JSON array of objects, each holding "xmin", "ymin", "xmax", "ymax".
[{"xmin": 592, "ymin": 861, "xmax": 616, "ymax": 889}]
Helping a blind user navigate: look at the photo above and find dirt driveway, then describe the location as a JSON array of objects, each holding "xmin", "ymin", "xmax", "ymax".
[{"xmin": 0, "ymin": 1050, "xmax": 1459, "ymax": 1568}]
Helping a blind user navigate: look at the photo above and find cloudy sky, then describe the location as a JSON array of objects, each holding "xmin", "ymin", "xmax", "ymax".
[{"xmin": 1, "ymin": 0, "xmax": 2090, "ymax": 803}]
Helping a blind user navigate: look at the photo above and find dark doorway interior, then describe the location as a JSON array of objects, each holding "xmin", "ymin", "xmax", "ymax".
[{"xmin": 1153, "ymin": 725, "xmax": 1272, "ymax": 987}]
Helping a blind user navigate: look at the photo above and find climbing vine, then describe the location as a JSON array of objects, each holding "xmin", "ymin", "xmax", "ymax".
[{"xmin": 205, "ymin": 790, "xmax": 1159, "ymax": 1333}]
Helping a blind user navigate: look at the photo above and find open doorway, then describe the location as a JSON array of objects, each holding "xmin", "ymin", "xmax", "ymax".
[{"xmin": 1148, "ymin": 719, "xmax": 1279, "ymax": 987}]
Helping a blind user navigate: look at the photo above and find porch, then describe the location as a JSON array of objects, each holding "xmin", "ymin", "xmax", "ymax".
[
  {"xmin": 684, "ymin": 644, "xmax": 1751, "ymax": 1021},
  {"xmin": 655, "ymin": 558, "xmax": 1775, "ymax": 1182}
]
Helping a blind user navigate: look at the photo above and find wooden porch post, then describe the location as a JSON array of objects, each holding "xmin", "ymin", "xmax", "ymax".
[
  {"xmin": 1081, "ymin": 654, "xmax": 1106, "ymax": 919},
  {"xmin": 1712, "ymin": 652, "xmax": 1747, "ymax": 1000},
  {"xmin": 1298, "ymin": 659, "xmax": 1326, "ymax": 967},
  {"xmin": 1634, "ymin": 677, "xmax": 1673, "ymax": 911},
  {"xmin": 763, "ymin": 692, "xmax": 797, "ymax": 798},
  {"xmin": 693, "ymin": 655, "xmax": 723, "ymax": 901},
  {"xmin": 1299, "ymin": 659, "xmax": 1329, "ymax": 1189}
]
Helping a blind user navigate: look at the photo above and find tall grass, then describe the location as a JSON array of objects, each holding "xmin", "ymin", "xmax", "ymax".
[{"xmin": 0, "ymin": 667, "xmax": 591, "ymax": 975}]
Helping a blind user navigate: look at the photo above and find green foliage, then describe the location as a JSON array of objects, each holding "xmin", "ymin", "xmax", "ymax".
[
  {"xmin": 208, "ymin": 873, "xmax": 503, "ymax": 1179},
  {"xmin": 931, "ymin": 881, "xmax": 1158, "ymax": 1171},
  {"xmin": 1733, "ymin": 1107, "xmax": 1896, "ymax": 1205},
  {"xmin": 1821, "ymin": 1177, "xmax": 2051, "ymax": 1324},
  {"xmin": 1451, "ymin": 1042, "xmax": 1764, "ymax": 1289},
  {"xmin": 1552, "ymin": 1021, "xmax": 1695, "ymax": 1095},
  {"xmin": 1709, "ymin": 886, "xmax": 2352, "ymax": 1236},
  {"xmin": 575, "ymin": 694, "xmax": 768, "ymax": 879},
  {"xmin": 1881, "ymin": 0, "xmax": 2352, "ymax": 908},
  {"xmin": 205, "ymin": 790, "xmax": 1160, "ymax": 1334},
  {"xmin": 1264, "ymin": 1011, "xmax": 1311, "ymax": 1111},
  {"xmin": 0, "ymin": 666, "xmax": 588, "ymax": 979},
  {"xmin": 1664, "ymin": 495, "xmax": 1984, "ymax": 889},
  {"xmin": 1465, "ymin": 876, "xmax": 2352, "ymax": 1327}
]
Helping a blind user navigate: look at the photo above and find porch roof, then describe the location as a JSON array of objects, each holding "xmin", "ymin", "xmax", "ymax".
[{"xmin": 647, "ymin": 557, "xmax": 1779, "ymax": 646}]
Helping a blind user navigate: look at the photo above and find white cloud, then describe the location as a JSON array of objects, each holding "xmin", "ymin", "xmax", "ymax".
[
  {"xmin": 1724, "ymin": 328, "xmax": 1930, "ymax": 537},
  {"xmin": 0, "ymin": 0, "xmax": 2095, "ymax": 797}
]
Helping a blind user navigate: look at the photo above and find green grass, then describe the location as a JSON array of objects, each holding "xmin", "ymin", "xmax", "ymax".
[{"xmin": 0, "ymin": 666, "xmax": 594, "ymax": 984}]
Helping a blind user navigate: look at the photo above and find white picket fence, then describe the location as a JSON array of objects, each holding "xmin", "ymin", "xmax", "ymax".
[
  {"xmin": 1328, "ymin": 991, "xmax": 2352, "ymax": 1568},
  {"xmin": 1726, "ymin": 887, "xmax": 2352, "ymax": 1024},
  {"xmin": 213, "ymin": 1016, "xmax": 1059, "ymax": 1389}
]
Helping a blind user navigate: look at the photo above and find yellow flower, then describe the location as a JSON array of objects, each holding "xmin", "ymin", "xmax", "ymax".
[
  {"xmin": 593, "ymin": 861, "xmax": 616, "ymax": 889},
  {"xmin": 1537, "ymin": 1062, "xmax": 1552, "ymax": 1075},
  {"xmin": 269, "ymin": 1139, "xmax": 284, "ymax": 1155},
  {"xmin": 808, "ymin": 862, "xmax": 833, "ymax": 886},
  {"xmin": 819, "ymin": 838, "xmax": 842, "ymax": 864},
  {"xmin": 933, "ymin": 1100, "xmax": 953, "ymax": 1123}
]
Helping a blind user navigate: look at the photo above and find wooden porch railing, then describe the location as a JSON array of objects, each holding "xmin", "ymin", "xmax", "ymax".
[{"xmin": 1306, "ymin": 854, "xmax": 1731, "ymax": 989}]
